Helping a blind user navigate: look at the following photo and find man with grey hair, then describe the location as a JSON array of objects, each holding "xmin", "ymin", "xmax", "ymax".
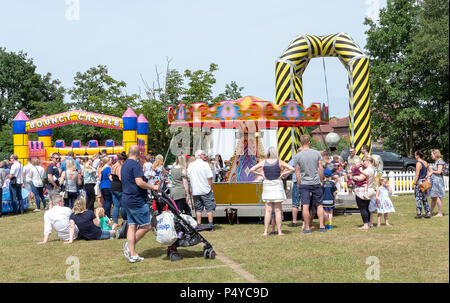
[
  {"xmin": 187, "ymin": 150, "xmax": 216, "ymax": 230},
  {"xmin": 37, "ymin": 194, "xmax": 78, "ymax": 244}
]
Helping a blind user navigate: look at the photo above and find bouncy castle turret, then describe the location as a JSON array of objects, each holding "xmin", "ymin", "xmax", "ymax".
[
  {"xmin": 137, "ymin": 114, "xmax": 148, "ymax": 155},
  {"xmin": 13, "ymin": 110, "xmax": 30, "ymax": 165},
  {"xmin": 122, "ymin": 108, "xmax": 137, "ymax": 155},
  {"xmin": 37, "ymin": 115, "xmax": 52, "ymax": 150}
]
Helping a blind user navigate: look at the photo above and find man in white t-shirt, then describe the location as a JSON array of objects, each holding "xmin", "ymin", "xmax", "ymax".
[
  {"xmin": 37, "ymin": 195, "xmax": 78, "ymax": 244},
  {"xmin": 187, "ymin": 150, "xmax": 216, "ymax": 229},
  {"xmin": 8, "ymin": 154, "xmax": 24, "ymax": 214}
]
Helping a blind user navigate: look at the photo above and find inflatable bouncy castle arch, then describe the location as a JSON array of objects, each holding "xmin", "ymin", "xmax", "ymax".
[
  {"xmin": 276, "ymin": 32, "xmax": 371, "ymax": 161},
  {"xmin": 12, "ymin": 108, "xmax": 148, "ymax": 165}
]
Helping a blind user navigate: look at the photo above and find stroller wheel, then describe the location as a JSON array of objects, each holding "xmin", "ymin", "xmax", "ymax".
[
  {"xmin": 208, "ymin": 249, "xmax": 216, "ymax": 260},
  {"xmin": 204, "ymin": 248, "xmax": 215, "ymax": 260}
]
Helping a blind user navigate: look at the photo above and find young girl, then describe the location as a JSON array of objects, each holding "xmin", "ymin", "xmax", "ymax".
[
  {"xmin": 375, "ymin": 177, "xmax": 395, "ymax": 227},
  {"xmin": 96, "ymin": 207, "xmax": 113, "ymax": 232}
]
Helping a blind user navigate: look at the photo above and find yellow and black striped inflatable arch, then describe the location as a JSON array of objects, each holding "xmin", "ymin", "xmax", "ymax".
[{"xmin": 275, "ymin": 32, "xmax": 371, "ymax": 160}]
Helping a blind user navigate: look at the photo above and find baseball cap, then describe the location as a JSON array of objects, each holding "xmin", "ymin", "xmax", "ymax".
[{"xmin": 323, "ymin": 169, "xmax": 332, "ymax": 177}]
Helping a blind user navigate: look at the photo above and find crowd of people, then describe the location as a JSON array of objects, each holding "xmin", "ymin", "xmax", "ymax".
[{"xmin": 0, "ymin": 136, "xmax": 447, "ymax": 264}]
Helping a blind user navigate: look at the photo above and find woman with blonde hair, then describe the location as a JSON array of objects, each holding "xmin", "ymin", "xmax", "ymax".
[
  {"xmin": 145, "ymin": 154, "xmax": 167, "ymax": 185},
  {"xmin": 65, "ymin": 197, "xmax": 115, "ymax": 243},
  {"xmin": 83, "ymin": 158, "xmax": 97, "ymax": 211},
  {"xmin": 249, "ymin": 146, "xmax": 295, "ymax": 236},
  {"xmin": 427, "ymin": 149, "xmax": 446, "ymax": 217},
  {"xmin": 60, "ymin": 159, "xmax": 82, "ymax": 209}
]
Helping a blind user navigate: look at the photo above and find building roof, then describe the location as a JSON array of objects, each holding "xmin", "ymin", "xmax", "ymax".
[{"xmin": 311, "ymin": 116, "xmax": 349, "ymax": 134}]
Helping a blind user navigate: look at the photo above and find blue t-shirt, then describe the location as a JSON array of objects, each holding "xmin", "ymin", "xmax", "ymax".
[
  {"xmin": 322, "ymin": 179, "xmax": 337, "ymax": 201},
  {"xmin": 69, "ymin": 210, "xmax": 102, "ymax": 240},
  {"xmin": 121, "ymin": 159, "xmax": 147, "ymax": 208},
  {"xmin": 99, "ymin": 167, "xmax": 111, "ymax": 189}
]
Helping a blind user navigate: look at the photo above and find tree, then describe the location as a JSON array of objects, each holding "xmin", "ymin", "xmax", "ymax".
[
  {"xmin": 0, "ymin": 47, "xmax": 65, "ymax": 160},
  {"xmin": 364, "ymin": 0, "xmax": 448, "ymax": 159},
  {"xmin": 140, "ymin": 61, "xmax": 245, "ymax": 161},
  {"xmin": 64, "ymin": 65, "xmax": 140, "ymax": 146}
]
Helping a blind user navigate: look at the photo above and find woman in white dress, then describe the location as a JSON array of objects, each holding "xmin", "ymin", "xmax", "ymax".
[{"xmin": 249, "ymin": 147, "xmax": 294, "ymax": 236}]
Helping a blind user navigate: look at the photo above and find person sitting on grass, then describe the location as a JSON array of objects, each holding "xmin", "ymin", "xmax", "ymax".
[
  {"xmin": 65, "ymin": 197, "xmax": 116, "ymax": 244},
  {"xmin": 97, "ymin": 207, "xmax": 114, "ymax": 233},
  {"xmin": 37, "ymin": 195, "xmax": 78, "ymax": 245}
]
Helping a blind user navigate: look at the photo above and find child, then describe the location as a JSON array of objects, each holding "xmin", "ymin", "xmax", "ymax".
[
  {"xmin": 375, "ymin": 177, "xmax": 395, "ymax": 227},
  {"xmin": 96, "ymin": 207, "xmax": 113, "ymax": 232},
  {"xmin": 322, "ymin": 169, "xmax": 337, "ymax": 229},
  {"xmin": 351, "ymin": 158, "xmax": 369, "ymax": 199}
]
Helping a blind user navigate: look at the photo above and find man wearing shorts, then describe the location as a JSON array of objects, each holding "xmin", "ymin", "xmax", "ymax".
[
  {"xmin": 121, "ymin": 145, "xmax": 159, "ymax": 263},
  {"xmin": 294, "ymin": 135, "xmax": 326, "ymax": 233},
  {"xmin": 187, "ymin": 150, "xmax": 216, "ymax": 230}
]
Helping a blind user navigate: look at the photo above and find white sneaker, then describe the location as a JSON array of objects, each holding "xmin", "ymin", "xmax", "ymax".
[
  {"xmin": 123, "ymin": 241, "xmax": 130, "ymax": 260},
  {"xmin": 33, "ymin": 209, "xmax": 41, "ymax": 212},
  {"xmin": 129, "ymin": 254, "xmax": 144, "ymax": 263}
]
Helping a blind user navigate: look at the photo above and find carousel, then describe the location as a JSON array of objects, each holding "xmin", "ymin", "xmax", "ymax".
[{"xmin": 168, "ymin": 96, "xmax": 329, "ymax": 217}]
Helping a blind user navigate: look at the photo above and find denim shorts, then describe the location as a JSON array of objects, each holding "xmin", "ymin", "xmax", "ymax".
[
  {"xmin": 124, "ymin": 203, "xmax": 151, "ymax": 227},
  {"xmin": 193, "ymin": 191, "xmax": 216, "ymax": 213},
  {"xmin": 100, "ymin": 230, "xmax": 111, "ymax": 240},
  {"xmin": 291, "ymin": 182, "xmax": 300, "ymax": 208},
  {"xmin": 299, "ymin": 184, "xmax": 323, "ymax": 207}
]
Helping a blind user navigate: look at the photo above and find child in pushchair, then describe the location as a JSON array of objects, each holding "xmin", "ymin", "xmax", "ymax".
[{"xmin": 148, "ymin": 180, "xmax": 216, "ymax": 261}]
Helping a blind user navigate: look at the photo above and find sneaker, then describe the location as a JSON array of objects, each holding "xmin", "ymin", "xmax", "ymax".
[
  {"xmin": 123, "ymin": 241, "xmax": 130, "ymax": 260},
  {"xmin": 33, "ymin": 209, "xmax": 41, "ymax": 212},
  {"xmin": 414, "ymin": 214, "xmax": 423, "ymax": 219},
  {"xmin": 288, "ymin": 222, "xmax": 298, "ymax": 227},
  {"xmin": 424, "ymin": 214, "xmax": 431, "ymax": 219},
  {"xmin": 129, "ymin": 254, "xmax": 144, "ymax": 263},
  {"xmin": 302, "ymin": 229, "xmax": 311, "ymax": 234},
  {"xmin": 209, "ymin": 224, "xmax": 215, "ymax": 231},
  {"xmin": 319, "ymin": 228, "xmax": 327, "ymax": 233}
]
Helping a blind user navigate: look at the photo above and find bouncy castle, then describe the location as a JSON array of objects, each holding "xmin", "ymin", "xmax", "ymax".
[{"xmin": 12, "ymin": 107, "xmax": 148, "ymax": 165}]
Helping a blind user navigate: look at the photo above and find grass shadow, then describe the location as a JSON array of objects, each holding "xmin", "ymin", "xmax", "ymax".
[{"xmin": 140, "ymin": 246, "xmax": 204, "ymax": 260}]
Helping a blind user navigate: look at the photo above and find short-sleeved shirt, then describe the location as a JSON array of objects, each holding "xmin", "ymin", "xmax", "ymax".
[
  {"xmin": 46, "ymin": 164, "xmax": 60, "ymax": 190},
  {"xmin": 69, "ymin": 210, "xmax": 102, "ymax": 240},
  {"xmin": 187, "ymin": 159, "xmax": 213, "ymax": 196},
  {"xmin": 23, "ymin": 163, "xmax": 33, "ymax": 183},
  {"xmin": 10, "ymin": 161, "xmax": 24, "ymax": 184},
  {"xmin": 322, "ymin": 180, "xmax": 337, "ymax": 201},
  {"xmin": 121, "ymin": 159, "xmax": 148, "ymax": 208},
  {"xmin": 293, "ymin": 148, "xmax": 322, "ymax": 185},
  {"xmin": 99, "ymin": 167, "xmax": 111, "ymax": 189},
  {"xmin": 99, "ymin": 217, "xmax": 112, "ymax": 230}
]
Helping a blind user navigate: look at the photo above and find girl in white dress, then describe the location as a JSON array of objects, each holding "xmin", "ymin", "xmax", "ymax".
[{"xmin": 375, "ymin": 177, "xmax": 395, "ymax": 227}]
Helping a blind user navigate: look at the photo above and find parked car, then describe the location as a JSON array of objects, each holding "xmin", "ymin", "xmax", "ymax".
[{"xmin": 340, "ymin": 149, "xmax": 417, "ymax": 171}]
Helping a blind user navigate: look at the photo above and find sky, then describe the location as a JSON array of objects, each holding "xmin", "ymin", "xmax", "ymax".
[{"xmin": 0, "ymin": 0, "xmax": 385, "ymax": 119}]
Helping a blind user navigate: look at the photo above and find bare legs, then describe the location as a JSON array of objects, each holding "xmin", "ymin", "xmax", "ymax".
[
  {"xmin": 263, "ymin": 202, "xmax": 283, "ymax": 236},
  {"xmin": 430, "ymin": 197, "xmax": 444, "ymax": 217},
  {"xmin": 127, "ymin": 224, "xmax": 151, "ymax": 257}
]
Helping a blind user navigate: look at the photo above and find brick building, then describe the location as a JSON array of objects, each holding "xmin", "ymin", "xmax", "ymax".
[{"xmin": 311, "ymin": 116, "xmax": 350, "ymax": 142}]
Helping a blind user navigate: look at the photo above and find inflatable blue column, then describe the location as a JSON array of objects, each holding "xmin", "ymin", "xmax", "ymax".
[{"xmin": 137, "ymin": 114, "xmax": 148, "ymax": 155}]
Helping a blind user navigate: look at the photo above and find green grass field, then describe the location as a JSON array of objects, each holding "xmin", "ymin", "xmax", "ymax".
[{"xmin": 0, "ymin": 193, "xmax": 448, "ymax": 283}]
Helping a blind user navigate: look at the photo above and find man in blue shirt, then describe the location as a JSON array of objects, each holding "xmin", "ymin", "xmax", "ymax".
[{"xmin": 121, "ymin": 145, "xmax": 159, "ymax": 263}]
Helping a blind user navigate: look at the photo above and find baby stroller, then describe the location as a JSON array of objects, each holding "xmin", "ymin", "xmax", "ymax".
[{"xmin": 149, "ymin": 181, "xmax": 216, "ymax": 260}]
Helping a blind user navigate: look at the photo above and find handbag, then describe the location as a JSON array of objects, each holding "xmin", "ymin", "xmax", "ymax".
[{"xmin": 420, "ymin": 179, "xmax": 431, "ymax": 192}]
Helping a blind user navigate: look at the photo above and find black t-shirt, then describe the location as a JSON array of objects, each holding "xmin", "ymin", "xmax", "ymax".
[
  {"xmin": 121, "ymin": 159, "xmax": 147, "ymax": 208},
  {"xmin": 69, "ymin": 210, "xmax": 102, "ymax": 240},
  {"xmin": 46, "ymin": 164, "xmax": 60, "ymax": 190}
]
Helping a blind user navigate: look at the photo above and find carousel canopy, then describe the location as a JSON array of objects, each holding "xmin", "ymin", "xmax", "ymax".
[{"xmin": 168, "ymin": 96, "xmax": 329, "ymax": 129}]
